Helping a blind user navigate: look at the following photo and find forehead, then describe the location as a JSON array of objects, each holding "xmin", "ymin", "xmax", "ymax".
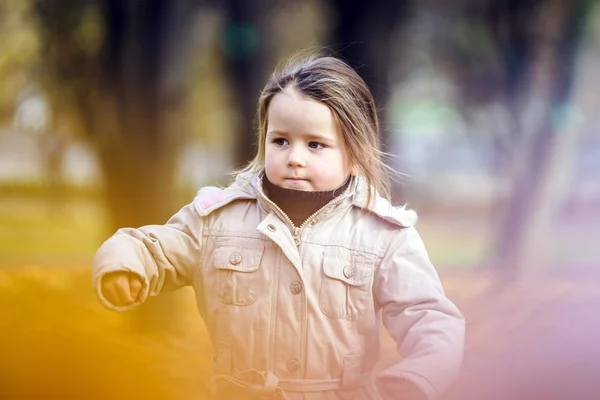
[{"xmin": 267, "ymin": 86, "xmax": 339, "ymax": 140}]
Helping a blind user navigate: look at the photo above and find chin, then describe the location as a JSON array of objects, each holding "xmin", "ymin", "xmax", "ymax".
[{"xmin": 283, "ymin": 180, "xmax": 313, "ymax": 191}]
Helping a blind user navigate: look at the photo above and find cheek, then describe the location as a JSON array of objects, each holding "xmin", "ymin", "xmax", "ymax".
[
  {"xmin": 327, "ymin": 153, "xmax": 350, "ymax": 174},
  {"xmin": 314, "ymin": 157, "xmax": 347, "ymax": 183},
  {"xmin": 264, "ymin": 148, "xmax": 280, "ymax": 175},
  {"xmin": 265, "ymin": 146, "xmax": 277, "ymax": 160}
]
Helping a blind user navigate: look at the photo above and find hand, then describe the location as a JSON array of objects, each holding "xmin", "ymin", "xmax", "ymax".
[{"xmin": 101, "ymin": 271, "xmax": 143, "ymax": 307}]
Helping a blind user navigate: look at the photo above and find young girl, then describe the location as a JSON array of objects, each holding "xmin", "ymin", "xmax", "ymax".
[{"xmin": 93, "ymin": 55, "xmax": 465, "ymax": 400}]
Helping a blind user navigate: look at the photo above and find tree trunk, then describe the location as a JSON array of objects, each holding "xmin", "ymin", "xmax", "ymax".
[
  {"xmin": 490, "ymin": 0, "xmax": 589, "ymax": 283},
  {"xmin": 221, "ymin": 0, "xmax": 276, "ymax": 168},
  {"xmin": 327, "ymin": 0, "xmax": 408, "ymax": 201},
  {"xmin": 35, "ymin": 0, "xmax": 203, "ymax": 331}
]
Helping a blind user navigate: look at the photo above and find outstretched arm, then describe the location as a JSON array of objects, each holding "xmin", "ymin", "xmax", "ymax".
[{"xmin": 92, "ymin": 203, "xmax": 203, "ymax": 311}]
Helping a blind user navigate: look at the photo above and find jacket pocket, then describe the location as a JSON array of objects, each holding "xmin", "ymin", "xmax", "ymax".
[
  {"xmin": 214, "ymin": 245, "xmax": 265, "ymax": 305},
  {"xmin": 319, "ymin": 250, "xmax": 374, "ymax": 320}
]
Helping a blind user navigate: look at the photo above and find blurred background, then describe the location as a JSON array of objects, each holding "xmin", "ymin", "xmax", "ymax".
[{"xmin": 1, "ymin": 0, "xmax": 599, "ymax": 399}]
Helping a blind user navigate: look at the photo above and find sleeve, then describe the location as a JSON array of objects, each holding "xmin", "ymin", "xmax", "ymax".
[
  {"xmin": 374, "ymin": 226, "xmax": 465, "ymax": 400},
  {"xmin": 92, "ymin": 202, "xmax": 203, "ymax": 312}
]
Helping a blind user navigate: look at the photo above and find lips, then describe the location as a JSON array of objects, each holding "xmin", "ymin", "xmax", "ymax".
[{"xmin": 286, "ymin": 177, "xmax": 306, "ymax": 181}]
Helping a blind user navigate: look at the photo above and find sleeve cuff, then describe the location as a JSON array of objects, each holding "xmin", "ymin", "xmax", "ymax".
[{"xmin": 376, "ymin": 370, "xmax": 437, "ymax": 400}]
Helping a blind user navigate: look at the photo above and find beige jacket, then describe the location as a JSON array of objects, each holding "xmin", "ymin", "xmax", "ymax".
[{"xmin": 92, "ymin": 172, "xmax": 465, "ymax": 400}]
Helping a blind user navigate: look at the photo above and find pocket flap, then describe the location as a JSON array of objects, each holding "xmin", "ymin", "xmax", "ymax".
[
  {"xmin": 214, "ymin": 245, "xmax": 264, "ymax": 272},
  {"xmin": 323, "ymin": 256, "xmax": 372, "ymax": 286}
]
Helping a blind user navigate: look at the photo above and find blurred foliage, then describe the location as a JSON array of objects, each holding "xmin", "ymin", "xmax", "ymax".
[
  {"xmin": 0, "ymin": 0, "xmax": 39, "ymax": 121},
  {"xmin": 75, "ymin": 4, "xmax": 104, "ymax": 57}
]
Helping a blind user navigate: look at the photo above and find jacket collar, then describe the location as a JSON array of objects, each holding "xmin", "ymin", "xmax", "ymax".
[
  {"xmin": 247, "ymin": 171, "xmax": 417, "ymax": 228},
  {"xmin": 194, "ymin": 171, "xmax": 417, "ymax": 228}
]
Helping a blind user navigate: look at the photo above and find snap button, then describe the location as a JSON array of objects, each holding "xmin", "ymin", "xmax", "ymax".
[
  {"xmin": 267, "ymin": 224, "xmax": 276, "ymax": 232},
  {"xmin": 293, "ymin": 237, "xmax": 301, "ymax": 246},
  {"xmin": 290, "ymin": 281, "xmax": 302, "ymax": 294},
  {"xmin": 287, "ymin": 358, "xmax": 300, "ymax": 372},
  {"xmin": 343, "ymin": 265, "xmax": 354, "ymax": 279},
  {"xmin": 229, "ymin": 252, "xmax": 242, "ymax": 265}
]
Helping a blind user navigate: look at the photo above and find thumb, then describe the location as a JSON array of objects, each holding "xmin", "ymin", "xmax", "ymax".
[{"xmin": 128, "ymin": 273, "xmax": 143, "ymax": 301}]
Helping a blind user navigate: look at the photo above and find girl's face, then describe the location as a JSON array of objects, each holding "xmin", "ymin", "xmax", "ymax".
[{"xmin": 264, "ymin": 86, "xmax": 352, "ymax": 191}]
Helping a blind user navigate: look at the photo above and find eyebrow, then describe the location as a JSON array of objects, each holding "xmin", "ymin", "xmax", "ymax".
[{"xmin": 267, "ymin": 130, "xmax": 335, "ymax": 143}]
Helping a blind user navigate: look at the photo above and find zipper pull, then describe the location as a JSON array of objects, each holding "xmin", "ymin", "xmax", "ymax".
[{"xmin": 293, "ymin": 227, "xmax": 301, "ymax": 246}]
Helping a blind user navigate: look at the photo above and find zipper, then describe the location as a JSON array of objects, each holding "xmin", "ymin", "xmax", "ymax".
[{"xmin": 258, "ymin": 189, "xmax": 349, "ymax": 247}]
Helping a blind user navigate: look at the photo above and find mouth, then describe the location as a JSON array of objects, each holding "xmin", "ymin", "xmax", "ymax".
[{"xmin": 286, "ymin": 177, "xmax": 307, "ymax": 181}]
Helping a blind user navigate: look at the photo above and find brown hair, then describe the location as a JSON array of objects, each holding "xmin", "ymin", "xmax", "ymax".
[{"xmin": 240, "ymin": 53, "xmax": 395, "ymax": 206}]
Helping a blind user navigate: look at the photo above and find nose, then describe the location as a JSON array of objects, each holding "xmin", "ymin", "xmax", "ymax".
[{"xmin": 287, "ymin": 145, "xmax": 306, "ymax": 168}]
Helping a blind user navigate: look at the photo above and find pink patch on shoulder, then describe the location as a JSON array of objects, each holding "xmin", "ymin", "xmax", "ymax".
[{"xmin": 198, "ymin": 191, "xmax": 225, "ymax": 209}]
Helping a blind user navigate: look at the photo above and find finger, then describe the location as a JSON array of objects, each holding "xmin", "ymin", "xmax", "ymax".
[
  {"xmin": 129, "ymin": 274, "xmax": 143, "ymax": 301},
  {"xmin": 114, "ymin": 275, "xmax": 134, "ymax": 305},
  {"xmin": 101, "ymin": 280, "xmax": 121, "ymax": 306}
]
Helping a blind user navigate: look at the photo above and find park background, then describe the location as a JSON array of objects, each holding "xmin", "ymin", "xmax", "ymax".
[{"xmin": 1, "ymin": 0, "xmax": 599, "ymax": 399}]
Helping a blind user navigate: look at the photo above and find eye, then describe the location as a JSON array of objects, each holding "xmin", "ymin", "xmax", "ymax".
[
  {"xmin": 308, "ymin": 141, "xmax": 325, "ymax": 149},
  {"xmin": 272, "ymin": 138, "xmax": 288, "ymax": 146}
]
